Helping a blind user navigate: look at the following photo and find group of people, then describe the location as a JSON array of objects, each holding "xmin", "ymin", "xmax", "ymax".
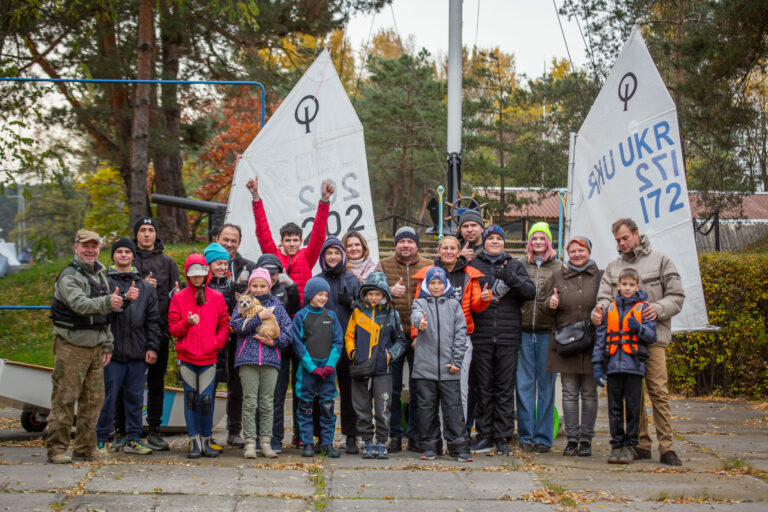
[{"xmin": 45, "ymin": 177, "xmax": 685, "ymax": 467}]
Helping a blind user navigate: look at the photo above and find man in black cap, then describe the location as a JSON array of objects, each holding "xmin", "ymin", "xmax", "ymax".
[
  {"xmin": 131, "ymin": 218, "xmax": 179, "ymax": 451},
  {"xmin": 457, "ymin": 210, "xmax": 485, "ymax": 263}
]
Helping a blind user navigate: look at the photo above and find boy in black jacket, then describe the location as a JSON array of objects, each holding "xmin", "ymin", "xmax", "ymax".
[
  {"xmin": 96, "ymin": 238, "xmax": 160, "ymax": 455},
  {"xmin": 345, "ymin": 272, "xmax": 406, "ymax": 459}
]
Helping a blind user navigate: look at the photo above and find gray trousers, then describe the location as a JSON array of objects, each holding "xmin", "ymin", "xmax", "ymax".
[
  {"xmin": 561, "ymin": 372, "xmax": 598, "ymax": 443},
  {"xmin": 351, "ymin": 374, "xmax": 392, "ymax": 445}
]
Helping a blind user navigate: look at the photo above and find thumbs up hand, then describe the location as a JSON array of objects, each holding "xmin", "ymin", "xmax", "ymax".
[
  {"xmin": 549, "ymin": 288, "xmax": 559, "ymax": 310},
  {"xmin": 591, "ymin": 305, "xmax": 604, "ymax": 326},
  {"xmin": 171, "ymin": 281, "xmax": 180, "ymax": 296},
  {"xmin": 480, "ymin": 282, "xmax": 491, "ymax": 301},
  {"xmin": 391, "ymin": 277, "xmax": 406, "ymax": 298},
  {"xmin": 418, "ymin": 312, "xmax": 428, "ymax": 331},
  {"xmin": 145, "ymin": 271, "xmax": 157, "ymax": 288},
  {"xmin": 126, "ymin": 281, "xmax": 139, "ymax": 301},
  {"xmin": 187, "ymin": 312, "xmax": 200, "ymax": 326},
  {"xmin": 460, "ymin": 242, "xmax": 474, "ymax": 262},
  {"xmin": 110, "ymin": 287, "xmax": 124, "ymax": 309}
]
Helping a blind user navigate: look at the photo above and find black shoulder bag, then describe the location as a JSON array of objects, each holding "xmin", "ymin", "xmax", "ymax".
[{"xmin": 554, "ymin": 270, "xmax": 603, "ymax": 356}]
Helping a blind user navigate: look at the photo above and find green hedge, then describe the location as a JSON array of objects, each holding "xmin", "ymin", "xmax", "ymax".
[{"xmin": 669, "ymin": 252, "xmax": 768, "ymax": 398}]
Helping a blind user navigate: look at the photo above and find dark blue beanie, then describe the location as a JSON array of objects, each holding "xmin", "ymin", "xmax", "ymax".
[{"xmin": 303, "ymin": 276, "xmax": 331, "ymax": 306}]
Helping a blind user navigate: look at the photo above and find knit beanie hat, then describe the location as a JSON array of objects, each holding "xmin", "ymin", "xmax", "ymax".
[
  {"xmin": 248, "ymin": 267, "xmax": 272, "ymax": 288},
  {"xmin": 482, "ymin": 224, "xmax": 506, "ymax": 242},
  {"xmin": 419, "ymin": 267, "xmax": 454, "ymax": 298},
  {"xmin": 303, "ymin": 276, "xmax": 331, "ymax": 306},
  {"xmin": 458, "ymin": 209, "xmax": 485, "ymax": 229},
  {"xmin": 133, "ymin": 217, "xmax": 159, "ymax": 238},
  {"xmin": 203, "ymin": 243, "xmax": 230, "ymax": 264},
  {"xmin": 527, "ymin": 221, "xmax": 553, "ymax": 242},
  {"xmin": 394, "ymin": 226, "xmax": 420, "ymax": 247},
  {"xmin": 567, "ymin": 235, "xmax": 592, "ymax": 253},
  {"xmin": 111, "ymin": 237, "xmax": 136, "ymax": 258},
  {"xmin": 256, "ymin": 253, "xmax": 284, "ymax": 274}
]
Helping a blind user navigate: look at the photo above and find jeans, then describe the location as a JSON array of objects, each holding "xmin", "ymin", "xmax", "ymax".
[
  {"xmin": 561, "ymin": 372, "xmax": 598, "ymax": 443},
  {"xmin": 179, "ymin": 362, "xmax": 217, "ymax": 437},
  {"xmin": 516, "ymin": 332, "xmax": 557, "ymax": 447},
  {"xmin": 145, "ymin": 333, "xmax": 169, "ymax": 428},
  {"xmin": 97, "ymin": 360, "xmax": 147, "ymax": 442},
  {"xmin": 239, "ymin": 364, "xmax": 278, "ymax": 440},
  {"xmin": 390, "ymin": 345, "xmax": 418, "ymax": 440}
]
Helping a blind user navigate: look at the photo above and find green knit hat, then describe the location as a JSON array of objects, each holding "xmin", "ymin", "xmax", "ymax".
[{"xmin": 527, "ymin": 222, "xmax": 553, "ymax": 241}]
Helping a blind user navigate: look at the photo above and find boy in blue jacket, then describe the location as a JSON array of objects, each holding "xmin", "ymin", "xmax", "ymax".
[
  {"xmin": 292, "ymin": 277, "xmax": 344, "ymax": 457},
  {"xmin": 345, "ymin": 272, "xmax": 406, "ymax": 459},
  {"xmin": 593, "ymin": 267, "xmax": 656, "ymax": 465}
]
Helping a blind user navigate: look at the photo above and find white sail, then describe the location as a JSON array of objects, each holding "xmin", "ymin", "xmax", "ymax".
[
  {"xmin": 225, "ymin": 48, "xmax": 378, "ymax": 267},
  {"xmin": 568, "ymin": 28, "xmax": 713, "ymax": 332}
]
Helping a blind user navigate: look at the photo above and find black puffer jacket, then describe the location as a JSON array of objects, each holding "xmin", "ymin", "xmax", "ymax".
[
  {"xmin": 107, "ymin": 267, "xmax": 161, "ymax": 362},
  {"xmin": 208, "ymin": 275, "xmax": 236, "ymax": 313},
  {"xmin": 228, "ymin": 252, "xmax": 257, "ymax": 295},
  {"xmin": 469, "ymin": 251, "xmax": 535, "ymax": 345},
  {"xmin": 132, "ymin": 240, "xmax": 179, "ymax": 329}
]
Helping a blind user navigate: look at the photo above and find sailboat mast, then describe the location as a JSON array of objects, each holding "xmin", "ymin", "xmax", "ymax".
[{"xmin": 446, "ymin": 0, "xmax": 463, "ymax": 230}]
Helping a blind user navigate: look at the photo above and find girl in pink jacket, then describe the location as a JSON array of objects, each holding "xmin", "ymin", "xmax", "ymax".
[{"xmin": 168, "ymin": 254, "xmax": 230, "ymax": 459}]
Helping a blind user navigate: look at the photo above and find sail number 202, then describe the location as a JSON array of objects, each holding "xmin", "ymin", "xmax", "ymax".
[{"xmin": 298, "ymin": 172, "xmax": 366, "ymax": 244}]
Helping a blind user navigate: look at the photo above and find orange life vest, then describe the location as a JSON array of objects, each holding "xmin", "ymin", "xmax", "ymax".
[{"xmin": 605, "ymin": 301, "xmax": 646, "ymax": 357}]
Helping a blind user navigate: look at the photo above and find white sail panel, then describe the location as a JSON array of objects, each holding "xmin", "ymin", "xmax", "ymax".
[
  {"xmin": 569, "ymin": 29, "xmax": 712, "ymax": 332},
  {"xmin": 225, "ymin": 48, "xmax": 378, "ymax": 267}
]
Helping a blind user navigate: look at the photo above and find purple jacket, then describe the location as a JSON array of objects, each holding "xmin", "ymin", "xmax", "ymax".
[{"xmin": 230, "ymin": 295, "xmax": 292, "ymax": 370}]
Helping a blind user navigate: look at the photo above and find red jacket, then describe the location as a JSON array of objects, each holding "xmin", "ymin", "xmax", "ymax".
[
  {"xmin": 168, "ymin": 254, "xmax": 230, "ymax": 366},
  {"xmin": 251, "ymin": 199, "xmax": 329, "ymax": 302}
]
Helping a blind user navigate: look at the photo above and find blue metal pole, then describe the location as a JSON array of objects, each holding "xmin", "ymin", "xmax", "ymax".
[
  {"xmin": 0, "ymin": 77, "xmax": 267, "ymax": 128},
  {"xmin": 0, "ymin": 306, "xmax": 51, "ymax": 309},
  {"xmin": 558, "ymin": 189, "xmax": 565, "ymax": 259}
]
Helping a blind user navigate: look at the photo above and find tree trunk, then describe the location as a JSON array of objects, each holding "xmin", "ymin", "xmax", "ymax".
[{"xmin": 128, "ymin": 0, "xmax": 154, "ymax": 226}]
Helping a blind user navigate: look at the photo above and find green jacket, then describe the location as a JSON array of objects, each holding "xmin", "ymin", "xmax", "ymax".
[{"xmin": 52, "ymin": 256, "xmax": 114, "ymax": 353}]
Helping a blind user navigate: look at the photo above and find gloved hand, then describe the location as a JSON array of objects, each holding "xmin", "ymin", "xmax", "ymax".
[
  {"xmin": 337, "ymin": 290, "xmax": 353, "ymax": 308},
  {"xmin": 236, "ymin": 269, "xmax": 250, "ymax": 286},
  {"xmin": 311, "ymin": 368, "xmax": 325, "ymax": 378},
  {"xmin": 627, "ymin": 316, "xmax": 641, "ymax": 331},
  {"xmin": 593, "ymin": 365, "xmax": 606, "ymax": 388},
  {"xmin": 494, "ymin": 262, "xmax": 511, "ymax": 282},
  {"xmin": 277, "ymin": 273, "xmax": 294, "ymax": 287},
  {"xmin": 320, "ymin": 365, "xmax": 335, "ymax": 379}
]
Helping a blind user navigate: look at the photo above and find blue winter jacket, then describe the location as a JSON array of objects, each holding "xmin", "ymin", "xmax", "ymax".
[
  {"xmin": 291, "ymin": 305, "xmax": 344, "ymax": 373},
  {"xmin": 593, "ymin": 289, "xmax": 657, "ymax": 377},
  {"xmin": 230, "ymin": 294, "xmax": 292, "ymax": 370}
]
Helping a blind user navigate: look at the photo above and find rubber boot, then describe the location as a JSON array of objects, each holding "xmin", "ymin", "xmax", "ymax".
[
  {"xmin": 187, "ymin": 435, "xmax": 202, "ymax": 459},
  {"xmin": 260, "ymin": 436, "xmax": 278, "ymax": 458},
  {"xmin": 201, "ymin": 436, "xmax": 221, "ymax": 458}
]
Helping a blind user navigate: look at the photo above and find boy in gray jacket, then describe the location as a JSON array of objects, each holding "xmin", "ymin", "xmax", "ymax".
[{"xmin": 410, "ymin": 267, "xmax": 471, "ymax": 462}]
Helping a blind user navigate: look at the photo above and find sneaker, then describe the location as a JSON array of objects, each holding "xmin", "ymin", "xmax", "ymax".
[
  {"xmin": 124, "ymin": 439, "xmax": 152, "ymax": 455},
  {"xmin": 146, "ymin": 428, "xmax": 170, "ymax": 451},
  {"xmin": 362, "ymin": 441, "xmax": 376, "ymax": 459},
  {"xmin": 387, "ymin": 437, "xmax": 403, "ymax": 453},
  {"xmin": 533, "ymin": 443, "xmax": 551, "ymax": 453},
  {"xmin": 302, "ymin": 443, "xmax": 315, "ymax": 457},
  {"xmin": 270, "ymin": 439, "xmax": 283, "ymax": 454},
  {"xmin": 618, "ymin": 446, "xmax": 635, "ymax": 464},
  {"xmin": 319, "ymin": 445, "xmax": 340, "ymax": 458},
  {"xmin": 520, "ymin": 442, "xmax": 536, "ymax": 453},
  {"xmin": 495, "ymin": 439, "xmax": 511, "ymax": 455},
  {"xmin": 96, "ymin": 441, "xmax": 110, "ymax": 458},
  {"xmin": 563, "ymin": 441, "xmax": 579, "ymax": 456},
  {"xmin": 227, "ymin": 432, "xmax": 245, "ymax": 448},
  {"xmin": 577, "ymin": 441, "xmax": 592, "ymax": 457},
  {"xmin": 607, "ymin": 447, "xmax": 621, "ymax": 464},
  {"xmin": 292, "ymin": 437, "xmax": 304, "ymax": 449},
  {"xmin": 243, "ymin": 438, "xmax": 258, "ymax": 459},
  {"xmin": 634, "ymin": 447, "xmax": 652, "ymax": 460},
  {"xmin": 660, "ymin": 450, "xmax": 682, "ymax": 466},
  {"xmin": 345, "ymin": 436, "xmax": 359, "ymax": 454},
  {"xmin": 111, "ymin": 436, "xmax": 127, "ymax": 452},
  {"xmin": 454, "ymin": 450, "xmax": 472, "ymax": 462},
  {"xmin": 375, "ymin": 443, "xmax": 388, "ymax": 459},
  {"xmin": 260, "ymin": 436, "xmax": 278, "ymax": 458},
  {"xmin": 420, "ymin": 449, "xmax": 436, "ymax": 460},
  {"xmin": 469, "ymin": 437, "xmax": 494, "ymax": 453},
  {"xmin": 47, "ymin": 453, "xmax": 72, "ymax": 464}
]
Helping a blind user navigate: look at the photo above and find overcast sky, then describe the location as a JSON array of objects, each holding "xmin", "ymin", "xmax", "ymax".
[{"xmin": 346, "ymin": 0, "xmax": 590, "ymax": 78}]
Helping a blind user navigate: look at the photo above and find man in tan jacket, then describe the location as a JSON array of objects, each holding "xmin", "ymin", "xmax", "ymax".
[{"xmin": 592, "ymin": 218, "xmax": 685, "ymax": 466}]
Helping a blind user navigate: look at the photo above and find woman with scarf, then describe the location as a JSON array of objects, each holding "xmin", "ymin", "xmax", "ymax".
[
  {"xmin": 546, "ymin": 236, "xmax": 601, "ymax": 457},
  {"xmin": 342, "ymin": 231, "xmax": 376, "ymax": 282},
  {"xmin": 317, "ymin": 236, "xmax": 362, "ymax": 453}
]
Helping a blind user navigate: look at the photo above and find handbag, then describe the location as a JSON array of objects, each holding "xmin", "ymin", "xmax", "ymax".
[{"xmin": 554, "ymin": 320, "xmax": 593, "ymax": 356}]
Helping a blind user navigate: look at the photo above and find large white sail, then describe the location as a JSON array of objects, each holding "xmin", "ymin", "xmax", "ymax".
[
  {"xmin": 225, "ymin": 48, "xmax": 378, "ymax": 267},
  {"xmin": 568, "ymin": 28, "xmax": 713, "ymax": 332}
]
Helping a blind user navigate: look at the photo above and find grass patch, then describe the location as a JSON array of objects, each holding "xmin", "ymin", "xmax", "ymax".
[
  {"xmin": 541, "ymin": 479, "xmax": 567, "ymax": 494},
  {"xmin": 308, "ymin": 464, "xmax": 327, "ymax": 511},
  {"xmin": 721, "ymin": 457, "xmax": 746, "ymax": 471}
]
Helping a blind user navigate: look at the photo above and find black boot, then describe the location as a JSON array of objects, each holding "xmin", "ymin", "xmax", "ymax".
[
  {"xmin": 320, "ymin": 444, "xmax": 341, "ymax": 458},
  {"xmin": 302, "ymin": 442, "xmax": 315, "ymax": 457},
  {"xmin": 387, "ymin": 437, "xmax": 403, "ymax": 453},
  {"xmin": 187, "ymin": 435, "xmax": 201, "ymax": 459},
  {"xmin": 201, "ymin": 436, "xmax": 221, "ymax": 458},
  {"xmin": 346, "ymin": 436, "xmax": 359, "ymax": 454}
]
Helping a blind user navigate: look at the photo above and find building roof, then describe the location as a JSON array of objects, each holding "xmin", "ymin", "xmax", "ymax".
[{"xmin": 476, "ymin": 188, "xmax": 768, "ymax": 221}]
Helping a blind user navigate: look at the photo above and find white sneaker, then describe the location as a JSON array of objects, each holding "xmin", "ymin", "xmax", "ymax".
[{"xmin": 243, "ymin": 438, "xmax": 258, "ymax": 459}]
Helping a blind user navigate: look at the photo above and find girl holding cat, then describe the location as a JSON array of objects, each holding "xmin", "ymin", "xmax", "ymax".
[{"xmin": 229, "ymin": 268, "xmax": 292, "ymax": 458}]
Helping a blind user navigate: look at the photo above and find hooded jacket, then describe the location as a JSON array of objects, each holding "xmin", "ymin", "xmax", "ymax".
[
  {"xmin": 469, "ymin": 251, "xmax": 536, "ymax": 345},
  {"xmin": 593, "ymin": 289, "xmax": 657, "ymax": 376},
  {"xmin": 519, "ymin": 255, "xmax": 561, "ymax": 333},
  {"xmin": 168, "ymin": 254, "xmax": 230, "ymax": 365},
  {"xmin": 317, "ymin": 236, "xmax": 361, "ymax": 331},
  {"xmin": 107, "ymin": 266, "xmax": 161, "ymax": 362},
  {"xmin": 595, "ymin": 235, "xmax": 685, "ymax": 348},
  {"xmin": 409, "ymin": 276, "xmax": 468, "ymax": 381},
  {"xmin": 230, "ymin": 294, "xmax": 292, "ymax": 370},
  {"xmin": 132, "ymin": 239, "xmax": 179, "ymax": 328},
  {"xmin": 345, "ymin": 272, "xmax": 407, "ymax": 376},
  {"xmin": 410, "ymin": 256, "xmax": 490, "ymax": 337},
  {"xmin": 291, "ymin": 304, "xmax": 344, "ymax": 373},
  {"xmin": 252, "ymin": 198, "xmax": 329, "ymax": 302}
]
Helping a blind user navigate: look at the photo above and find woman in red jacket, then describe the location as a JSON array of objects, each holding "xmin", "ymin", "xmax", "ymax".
[{"xmin": 168, "ymin": 254, "xmax": 230, "ymax": 459}]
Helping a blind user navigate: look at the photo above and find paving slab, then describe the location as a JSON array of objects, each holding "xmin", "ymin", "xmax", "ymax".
[
  {"xmin": 0, "ymin": 491, "xmax": 66, "ymax": 511},
  {"xmin": 328, "ymin": 468, "xmax": 538, "ymax": 500},
  {"xmin": 328, "ymin": 498, "xmax": 554, "ymax": 511},
  {"xmin": 0, "ymin": 463, "xmax": 90, "ymax": 492},
  {"xmin": 684, "ymin": 434, "xmax": 768, "ymax": 458},
  {"xmin": 541, "ymin": 468, "xmax": 768, "ymax": 501},
  {"xmin": 64, "ymin": 493, "xmax": 238, "ymax": 511},
  {"xmin": 326, "ymin": 453, "xmax": 524, "ymax": 470},
  {"xmin": 0, "ymin": 446, "xmax": 48, "ymax": 464},
  {"xmin": 583, "ymin": 501, "xmax": 768, "ymax": 511}
]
